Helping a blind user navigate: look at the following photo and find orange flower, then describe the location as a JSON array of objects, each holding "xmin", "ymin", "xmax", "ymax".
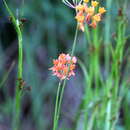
[
  {"xmin": 49, "ymin": 53, "xmax": 77, "ymax": 80},
  {"xmin": 92, "ymin": 14, "xmax": 101, "ymax": 22},
  {"xmin": 76, "ymin": 4, "xmax": 85, "ymax": 11},
  {"xmin": 63, "ymin": 0, "xmax": 106, "ymax": 31},
  {"xmin": 75, "ymin": 12, "xmax": 85, "ymax": 23},
  {"xmin": 91, "ymin": 1, "xmax": 99, "ymax": 7},
  {"xmin": 99, "ymin": 7, "xmax": 106, "ymax": 14},
  {"xmin": 85, "ymin": 7, "xmax": 95, "ymax": 15}
]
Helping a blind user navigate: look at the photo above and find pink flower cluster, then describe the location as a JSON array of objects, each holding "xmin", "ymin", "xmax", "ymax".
[{"xmin": 49, "ymin": 53, "xmax": 77, "ymax": 80}]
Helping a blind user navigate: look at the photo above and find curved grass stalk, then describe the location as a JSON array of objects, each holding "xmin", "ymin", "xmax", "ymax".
[{"xmin": 3, "ymin": 0, "xmax": 23, "ymax": 130}]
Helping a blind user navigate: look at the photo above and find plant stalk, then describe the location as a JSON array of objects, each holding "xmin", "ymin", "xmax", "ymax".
[{"xmin": 3, "ymin": 1, "xmax": 23, "ymax": 130}]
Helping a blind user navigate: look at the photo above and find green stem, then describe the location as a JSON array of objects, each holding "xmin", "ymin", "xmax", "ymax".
[
  {"xmin": 53, "ymin": 81, "xmax": 62, "ymax": 130},
  {"xmin": 53, "ymin": 25, "xmax": 78, "ymax": 130},
  {"xmin": 104, "ymin": 0, "xmax": 112, "ymax": 74},
  {"xmin": 87, "ymin": 106, "xmax": 98, "ymax": 130},
  {"xmin": 3, "ymin": 0, "xmax": 23, "ymax": 78},
  {"xmin": 71, "ymin": 25, "xmax": 78, "ymax": 57},
  {"xmin": 14, "ymin": 24, "xmax": 23, "ymax": 130},
  {"xmin": 17, "ymin": 26, "xmax": 23, "ymax": 79},
  {"xmin": 111, "ymin": 98, "xmax": 121, "ymax": 130},
  {"xmin": 85, "ymin": 25, "xmax": 91, "ymax": 44},
  {"xmin": 56, "ymin": 79, "xmax": 66, "ymax": 128},
  {"xmin": 3, "ymin": 1, "xmax": 23, "ymax": 130},
  {"xmin": 72, "ymin": 59, "xmax": 89, "ymax": 130},
  {"xmin": 105, "ymin": 99, "xmax": 112, "ymax": 130}
]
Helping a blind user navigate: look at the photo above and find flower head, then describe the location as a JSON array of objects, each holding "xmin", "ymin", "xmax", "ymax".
[
  {"xmin": 92, "ymin": 14, "xmax": 101, "ymax": 22},
  {"xmin": 85, "ymin": 7, "xmax": 95, "ymax": 15},
  {"xmin": 49, "ymin": 53, "xmax": 77, "ymax": 80},
  {"xmin": 75, "ymin": 12, "xmax": 85, "ymax": 23},
  {"xmin": 76, "ymin": 4, "xmax": 85, "ymax": 11},
  {"xmin": 99, "ymin": 7, "xmax": 106, "ymax": 14},
  {"xmin": 91, "ymin": 1, "xmax": 99, "ymax": 7},
  {"xmin": 63, "ymin": 0, "xmax": 106, "ymax": 31}
]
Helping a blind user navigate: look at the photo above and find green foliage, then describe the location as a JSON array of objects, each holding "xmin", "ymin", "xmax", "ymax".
[{"xmin": 0, "ymin": 0, "xmax": 130, "ymax": 130}]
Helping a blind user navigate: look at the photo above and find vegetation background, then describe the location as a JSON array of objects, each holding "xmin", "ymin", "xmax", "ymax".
[{"xmin": 0, "ymin": 0, "xmax": 130, "ymax": 130}]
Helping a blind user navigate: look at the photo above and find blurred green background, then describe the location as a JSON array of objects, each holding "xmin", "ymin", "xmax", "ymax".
[{"xmin": 0, "ymin": 0, "xmax": 130, "ymax": 130}]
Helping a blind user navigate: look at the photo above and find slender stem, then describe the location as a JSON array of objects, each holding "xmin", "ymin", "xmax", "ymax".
[
  {"xmin": 18, "ymin": 27, "xmax": 23, "ymax": 78},
  {"xmin": 71, "ymin": 25, "xmax": 78, "ymax": 57},
  {"xmin": 87, "ymin": 106, "xmax": 98, "ymax": 130},
  {"xmin": 111, "ymin": 98, "xmax": 121, "ymax": 130},
  {"xmin": 14, "ymin": 89, "xmax": 22, "ymax": 130},
  {"xmin": 85, "ymin": 25, "xmax": 91, "ymax": 44},
  {"xmin": 105, "ymin": 99, "xmax": 111, "ymax": 130},
  {"xmin": 3, "ymin": 1, "xmax": 23, "ymax": 130},
  {"xmin": 55, "ymin": 79, "xmax": 66, "ymax": 130},
  {"xmin": 53, "ymin": 81, "xmax": 62, "ymax": 130},
  {"xmin": 104, "ymin": 0, "xmax": 112, "ymax": 74},
  {"xmin": 14, "ymin": 25, "xmax": 23, "ymax": 130},
  {"xmin": 53, "ymin": 25, "xmax": 79, "ymax": 130},
  {"xmin": 3, "ymin": 1, "xmax": 23, "ymax": 79}
]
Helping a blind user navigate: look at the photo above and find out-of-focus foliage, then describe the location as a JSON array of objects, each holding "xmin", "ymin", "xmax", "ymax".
[{"xmin": 0, "ymin": 0, "xmax": 130, "ymax": 130}]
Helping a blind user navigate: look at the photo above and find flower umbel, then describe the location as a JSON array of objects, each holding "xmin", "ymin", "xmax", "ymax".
[
  {"xmin": 63, "ymin": 0, "xmax": 106, "ymax": 31},
  {"xmin": 49, "ymin": 53, "xmax": 77, "ymax": 80}
]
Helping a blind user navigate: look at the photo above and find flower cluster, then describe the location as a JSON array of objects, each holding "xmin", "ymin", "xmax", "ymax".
[
  {"xmin": 49, "ymin": 53, "xmax": 77, "ymax": 80},
  {"xmin": 63, "ymin": 0, "xmax": 106, "ymax": 31}
]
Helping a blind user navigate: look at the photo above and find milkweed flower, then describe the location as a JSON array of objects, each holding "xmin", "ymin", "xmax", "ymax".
[
  {"xmin": 62, "ymin": 0, "xmax": 106, "ymax": 31},
  {"xmin": 49, "ymin": 53, "xmax": 77, "ymax": 80},
  {"xmin": 91, "ymin": 1, "xmax": 99, "ymax": 7}
]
